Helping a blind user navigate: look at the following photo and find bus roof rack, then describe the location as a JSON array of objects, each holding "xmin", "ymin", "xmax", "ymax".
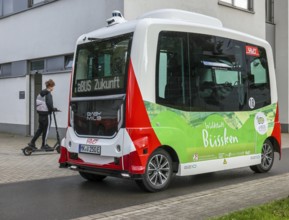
[{"xmin": 138, "ymin": 9, "xmax": 223, "ymax": 27}]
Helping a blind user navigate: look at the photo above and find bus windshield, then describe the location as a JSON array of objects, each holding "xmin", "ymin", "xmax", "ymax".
[{"xmin": 72, "ymin": 33, "xmax": 132, "ymax": 97}]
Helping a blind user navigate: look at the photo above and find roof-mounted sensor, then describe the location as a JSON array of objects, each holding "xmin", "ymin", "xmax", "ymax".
[{"xmin": 106, "ymin": 10, "xmax": 127, "ymax": 26}]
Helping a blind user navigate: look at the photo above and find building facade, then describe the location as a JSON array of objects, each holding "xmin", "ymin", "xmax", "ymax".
[
  {"xmin": 271, "ymin": 0, "xmax": 289, "ymax": 132},
  {"xmin": 0, "ymin": 0, "xmax": 287, "ymax": 138}
]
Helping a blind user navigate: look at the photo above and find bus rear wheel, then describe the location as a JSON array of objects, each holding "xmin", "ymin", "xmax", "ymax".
[
  {"xmin": 79, "ymin": 171, "xmax": 107, "ymax": 182},
  {"xmin": 250, "ymin": 140, "xmax": 274, "ymax": 173},
  {"xmin": 136, "ymin": 148, "xmax": 173, "ymax": 192}
]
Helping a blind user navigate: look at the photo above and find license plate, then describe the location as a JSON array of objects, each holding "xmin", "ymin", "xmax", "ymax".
[{"xmin": 79, "ymin": 144, "xmax": 101, "ymax": 155}]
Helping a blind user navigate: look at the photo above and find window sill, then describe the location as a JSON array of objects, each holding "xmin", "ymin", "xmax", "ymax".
[
  {"xmin": 0, "ymin": 74, "xmax": 26, "ymax": 79},
  {"xmin": 266, "ymin": 21, "xmax": 275, "ymax": 25},
  {"xmin": 42, "ymin": 69, "xmax": 72, "ymax": 75}
]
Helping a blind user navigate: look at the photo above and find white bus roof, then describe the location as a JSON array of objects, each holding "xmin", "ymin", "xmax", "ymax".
[{"xmin": 138, "ymin": 9, "xmax": 223, "ymax": 27}]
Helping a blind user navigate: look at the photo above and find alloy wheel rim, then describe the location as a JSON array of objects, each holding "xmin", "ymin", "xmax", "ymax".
[
  {"xmin": 261, "ymin": 142, "xmax": 273, "ymax": 170},
  {"xmin": 147, "ymin": 154, "xmax": 170, "ymax": 186}
]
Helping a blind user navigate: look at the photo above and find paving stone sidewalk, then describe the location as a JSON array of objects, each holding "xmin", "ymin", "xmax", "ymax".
[
  {"xmin": 0, "ymin": 132, "xmax": 76, "ymax": 184},
  {"xmin": 0, "ymin": 132, "xmax": 288, "ymax": 220}
]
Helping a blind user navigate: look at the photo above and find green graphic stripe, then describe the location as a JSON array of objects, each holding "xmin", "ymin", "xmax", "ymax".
[{"xmin": 145, "ymin": 102, "xmax": 277, "ymax": 163}]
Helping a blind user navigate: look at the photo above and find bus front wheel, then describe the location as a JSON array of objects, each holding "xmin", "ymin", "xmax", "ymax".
[
  {"xmin": 250, "ymin": 140, "xmax": 274, "ymax": 173},
  {"xmin": 135, "ymin": 148, "xmax": 173, "ymax": 192}
]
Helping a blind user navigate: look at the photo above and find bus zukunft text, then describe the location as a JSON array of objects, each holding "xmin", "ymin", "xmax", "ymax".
[{"xmin": 59, "ymin": 9, "xmax": 281, "ymax": 192}]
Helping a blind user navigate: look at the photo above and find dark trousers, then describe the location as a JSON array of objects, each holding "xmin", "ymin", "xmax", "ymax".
[{"xmin": 31, "ymin": 114, "xmax": 51, "ymax": 146}]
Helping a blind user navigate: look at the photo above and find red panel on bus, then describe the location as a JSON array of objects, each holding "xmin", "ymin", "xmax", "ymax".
[
  {"xmin": 246, "ymin": 45, "xmax": 260, "ymax": 57},
  {"xmin": 125, "ymin": 60, "xmax": 161, "ymax": 174},
  {"xmin": 271, "ymin": 104, "xmax": 282, "ymax": 158},
  {"xmin": 125, "ymin": 60, "xmax": 151, "ymax": 128}
]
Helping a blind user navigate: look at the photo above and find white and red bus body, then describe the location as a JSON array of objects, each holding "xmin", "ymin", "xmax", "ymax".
[{"xmin": 59, "ymin": 9, "xmax": 281, "ymax": 192}]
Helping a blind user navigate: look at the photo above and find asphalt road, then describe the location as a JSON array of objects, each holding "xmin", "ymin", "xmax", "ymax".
[{"xmin": 1, "ymin": 149, "xmax": 289, "ymax": 220}]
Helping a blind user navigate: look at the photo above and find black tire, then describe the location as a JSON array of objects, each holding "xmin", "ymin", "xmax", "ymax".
[
  {"xmin": 250, "ymin": 140, "xmax": 274, "ymax": 173},
  {"xmin": 79, "ymin": 171, "xmax": 107, "ymax": 182},
  {"xmin": 22, "ymin": 147, "xmax": 33, "ymax": 156},
  {"xmin": 135, "ymin": 148, "xmax": 173, "ymax": 192}
]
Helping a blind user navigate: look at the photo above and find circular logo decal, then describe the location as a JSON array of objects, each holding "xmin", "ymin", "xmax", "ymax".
[
  {"xmin": 249, "ymin": 97, "xmax": 255, "ymax": 109},
  {"xmin": 254, "ymin": 112, "xmax": 268, "ymax": 135}
]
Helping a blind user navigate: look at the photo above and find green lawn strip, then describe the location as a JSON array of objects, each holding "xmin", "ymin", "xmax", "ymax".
[{"xmin": 211, "ymin": 197, "xmax": 289, "ymax": 220}]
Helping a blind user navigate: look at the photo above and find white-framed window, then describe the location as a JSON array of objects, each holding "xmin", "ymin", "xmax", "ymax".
[
  {"xmin": 30, "ymin": 59, "xmax": 45, "ymax": 73},
  {"xmin": 30, "ymin": 54, "xmax": 74, "ymax": 74},
  {"xmin": 33, "ymin": 0, "xmax": 45, "ymax": 4},
  {"xmin": 31, "ymin": 0, "xmax": 48, "ymax": 6},
  {"xmin": 65, "ymin": 55, "xmax": 74, "ymax": 70},
  {"xmin": 219, "ymin": 0, "xmax": 254, "ymax": 12},
  {"xmin": 29, "ymin": 0, "xmax": 56, "ymax": 7},
  {"xmin": 0, "ymin": 0, "xmax": 57, "ymax": 18},
  {"xmin": 0, "ymin": 63, "xmax": 12, "ymax": 77},
  {"xmin": 1, "ymin": 0, "xmax": 27, "ymax": 16}
]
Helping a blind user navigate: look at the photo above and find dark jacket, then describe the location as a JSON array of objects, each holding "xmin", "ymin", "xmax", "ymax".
[{"xmin": 39, "ymin": 89, "xmax": 54, "ymax": 115}]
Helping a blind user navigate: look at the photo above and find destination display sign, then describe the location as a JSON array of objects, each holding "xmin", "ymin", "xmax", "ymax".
[
  {"xmin": 246, "ymin": 45, "xmax": 260, "ymax": 57},
  {"xmin": 76, "ymin": 76, "xmax": 124, "ymax": 93}
]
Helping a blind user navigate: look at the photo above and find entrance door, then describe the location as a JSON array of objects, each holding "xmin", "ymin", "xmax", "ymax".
[{"xmin": 30, "ymin": 74, "xmax": 42, "ymax": 136}]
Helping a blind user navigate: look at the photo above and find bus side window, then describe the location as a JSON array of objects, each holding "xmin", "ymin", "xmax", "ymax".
[
  {"xmin": 196, "ymin": 69, "xmax": 220, "ymax": 110},
  {"xmin": 158, "ymin": 52, "xmax": 182, "ymax": 104},
  {"xmin": 165, "ymin": 54, "xmax": 183, "ymax": 104},
  {"xmin": 190, "ymin": 33, "xmax": 246, "ymax": 112},
  {"xmin": 158, "ymin": 52, "xmax": 168, "ymax": 99},
  {"xmin": 198, "ymin": 69, "xmax": 214, "ymax": 99},
  {"xmin": 156, "ymin": 31, "xmax": 189, "ymax": 110},
  {"xmin": 247, "ymin": 47, "xmax": 271, "ymax": 109},
  {"xmin": 250, "ymin": 58, "xmax": 267, "ymax": 84}
]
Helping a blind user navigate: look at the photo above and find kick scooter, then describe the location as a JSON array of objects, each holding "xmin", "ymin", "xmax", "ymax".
[{"xmin": 22, "ymin": 110, "xmax": 61, "ymax": 156}]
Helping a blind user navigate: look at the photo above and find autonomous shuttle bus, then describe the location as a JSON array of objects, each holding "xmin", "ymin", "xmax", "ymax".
[{"xmin": 59, "ymin": 9, "xmax": 281, "ymax": 192}]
